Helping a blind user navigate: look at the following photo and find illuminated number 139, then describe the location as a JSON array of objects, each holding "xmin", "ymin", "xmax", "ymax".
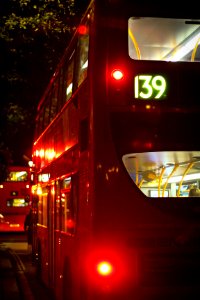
[{"xmin": 134, "ymin": 75, "xmax": 166, "ymax": 99}]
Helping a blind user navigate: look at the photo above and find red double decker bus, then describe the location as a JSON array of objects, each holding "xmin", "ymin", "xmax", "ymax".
[
  {"xmin": 31, "ymin": 0, "xmax": 200, "ymax": 299},
  {"xmin": 0, "ymin": 166, "xmax": 31, "ymax": 232}
]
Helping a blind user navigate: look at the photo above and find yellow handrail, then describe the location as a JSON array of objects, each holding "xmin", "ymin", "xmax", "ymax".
[
  {"xmin": 191, "ymin": 37, "xmax": 200, "ymax": 62},
  {"xmin": 162, "ymin": 164, "xmax": 179, "ymax": 197},
  {"xmin": 128, "ymin": 28, "xmax": 141, "ymax": 60},
  {"xmin": 138, "ymin": 178, "xmax": 144, "ymax": 188},
  {"xmin": 158, "ymin": 166, "xmax": 166, "ymax": 197},
  {"xmin": 177, "ymin": 162, "xmax": 194, "ymax": 197}
]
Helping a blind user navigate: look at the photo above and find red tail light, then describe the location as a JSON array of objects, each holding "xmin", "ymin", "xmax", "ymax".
[
  {"xmin": 111, "ymin": 69, "xmax": 124, "ymax": 80},
  {"xmin": 77, "ymin": 25, "xmax": 88, "ymax": 35},
  {"xmin": 96, "ymin": 261, "xmax": 113, "ymax": 276},
  {"xmin": 84, "ymin": 246, "xmax": 132, "ymax": 293}
]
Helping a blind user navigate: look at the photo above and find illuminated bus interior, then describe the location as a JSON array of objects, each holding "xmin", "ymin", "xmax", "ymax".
[
  {"xmin": 6, "ymin": 170, "xmax": 28, "ymax": 182},
  {"xmin": 123, "ymin": 151, "xmax": 200, "ymax": 197},
  {"xmin": 6, "ymin": 198, "xmax": 28, "ymax": 207},
  {"xmin": 128, "ymin": 18, "xmax": 200, "ymax": 62}
]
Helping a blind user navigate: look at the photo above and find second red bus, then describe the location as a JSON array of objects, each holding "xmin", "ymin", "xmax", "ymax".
[{"xmin": 0, "ymin": 165, "xmax": 31, "ymax": 232}]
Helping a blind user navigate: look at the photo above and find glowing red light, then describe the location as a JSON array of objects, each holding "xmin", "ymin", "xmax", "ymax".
[
  {"xmin": 84, "ymin": 246, "xmax": 129, "ymax": 291},
  {"xmin": 111, "ymin": 69, "xmax": 124, "ymax": 80},
  {"xmin": 77, "ymin": 25, "xmax": 88, "ymax": 35},
  {"xmin": 97, "ymin": 261, "xmax": 113, "ymax": 276},
  {"xmin": 66, "ymin": 219, "xmax": 75, "ymax": 229},
  {"xmin": 84, "ymin": 246, "xmax": 137, "ymax": 293},
  {"xmin": 144, "ymin": 142, "xmax": 153, "ymax": 149}
]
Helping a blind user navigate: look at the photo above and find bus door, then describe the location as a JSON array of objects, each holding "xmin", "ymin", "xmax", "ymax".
[
  {"xmin": 31, "ymin": 190, "xmax": 39, "ymax": 258},
  {"xmin": 48, "ymin": 182, "xmax": 55, "ymax": 288},
  {"xmin": 37, "ymin": 184, "xmax": 49, "ymax": 286},
  {"xmin": 54, "ymin": 178, "xmax": 64, "ymax": 300},
  {"xmin": 54, "ymin": 174, "xmax": 78, "ymax": 300}
]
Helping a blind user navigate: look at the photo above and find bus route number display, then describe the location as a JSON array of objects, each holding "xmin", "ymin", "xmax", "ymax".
[{"xmin": 134, "ymin": 74, "xmax": 167, "ymax": 99}]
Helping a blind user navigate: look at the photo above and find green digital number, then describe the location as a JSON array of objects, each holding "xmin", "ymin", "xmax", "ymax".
[{"xmin": 134, "ymin": 75, "xmax": 167, "ymax": 99}]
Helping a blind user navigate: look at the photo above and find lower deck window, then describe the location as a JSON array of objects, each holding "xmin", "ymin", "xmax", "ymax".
[{"xmin": 123, "ymin": 151, "xmax": 200, "ymax": 198}]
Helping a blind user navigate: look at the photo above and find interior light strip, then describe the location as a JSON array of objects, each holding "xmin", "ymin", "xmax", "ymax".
[{"xmin": 165, "ymin": 32, "xmax": 200, "ymax": 61}]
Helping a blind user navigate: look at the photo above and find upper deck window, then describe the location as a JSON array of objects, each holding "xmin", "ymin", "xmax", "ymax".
[
  {"xmin": 65, "ymin": 52, "xmax": 75, "ymax": 101},
  {"xmin": 6, "ymin": 171, "xmax": 28, "ymax": 182},
  {"xmin": 77, "ymin": 31, "xmax": 89, "ymax": 87},
  {"xmin": 128, "ymin": 18, "xmax": 200, "ymax": 62}
]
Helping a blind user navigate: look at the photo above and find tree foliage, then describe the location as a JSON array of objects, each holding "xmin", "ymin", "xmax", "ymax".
[
  {"xmin": 0, "ymin": 0, "xmax": 76, "ymax": 40},
  {"xmin": 0, "ymin": 0, "xmax": 77, "ymax": 87},
  {"xmin": 0, "ymin": 149, "xmax": 11, "ymax": 183}
]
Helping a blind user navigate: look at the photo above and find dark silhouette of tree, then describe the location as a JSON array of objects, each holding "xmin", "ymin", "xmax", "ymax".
[{"xmin": 0, "ymin": 149, "xmax": 11, "ymax": 182}]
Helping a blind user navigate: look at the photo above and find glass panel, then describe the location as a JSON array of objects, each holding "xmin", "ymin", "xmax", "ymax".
[
  {"xmin": 55, "ymin": 180, "xmax": 60, "ymax": 230},
  {"xmin": 7, "ymin": 171, "xmax": 28, "ymax": 182},
  {"xmin": 60, "ymin": 176, "xmax": 76, "ymax": 233},
  {"xmin": 42, "ymin": 188, "xmax": 48, "ymax": 226},
  {"xmin": 60, "ymin": 191, "xmax": 69, "ymax": 232},
  {"xmin": 62, "ymin": 177, "xmax": 71, "ymax": 189},
  {"xmin": 60, "ymin": 177, "xmax": 71, "ymax": 232},
  {"xmin": 43, "ymin": 99, "xmax": 51, "ymax": 128},
  {"xmin": 122, "ymin": 151, "xmax": 200, "ymax": 197},
  {"xmin": 36, "ymin": 110, "xmax": 44, "ymax": 138},
  {"xmin": 37, "ymin": 187, "xmax": 48, "ymax": 225},
  {"xmin": 77, "ymin": 29, "xmax": 89, "ymax": 87},
  {"xmin": 7, "ymin": 199, "xmax": 27, "ymax": 207},
  {"xmin": 49, "ymin": 81, "xmax": 59, "ymax": 123},
  {"xmin": 128, "ymin": 18, "xmax": 200, "ymax": 62},
  {"xmin": 66, "ymin": 52, "xmax": 75, "ymax": 101},
  {"xmin": 38, "ymin": 193, "xmax": 43, "ymax": 224}
]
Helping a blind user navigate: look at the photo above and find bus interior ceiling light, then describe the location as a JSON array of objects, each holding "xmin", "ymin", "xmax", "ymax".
[{"xmin": 165, "ymin": 31, "xmax": 200, "ymax": 61}]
